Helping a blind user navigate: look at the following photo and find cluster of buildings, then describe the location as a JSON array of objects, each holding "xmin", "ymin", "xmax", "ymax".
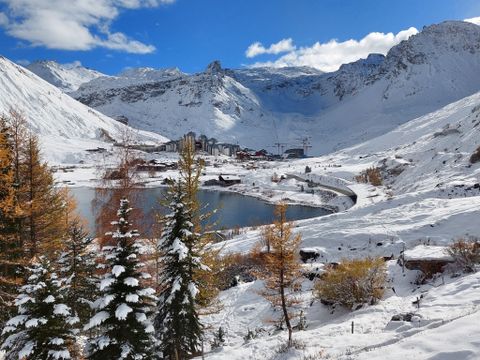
[
  {"xmin": 162, "ymin": 132, "xmax": 241, "ymax": 157},
  {"xmin": 160, "ymin": 132, "xmax": 307, "ymax": 160}
]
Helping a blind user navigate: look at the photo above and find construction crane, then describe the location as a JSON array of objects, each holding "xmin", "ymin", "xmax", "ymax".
[
  {"xmin": 296, "ymin": 137, "xmax": 312, "ymax": 156},
  {"xmin": 273, "ymin": 142, "xmax": 288, "ymax": 155}
]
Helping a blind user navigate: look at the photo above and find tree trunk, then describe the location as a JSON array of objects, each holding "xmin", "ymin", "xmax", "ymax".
[{"xmin": 279, "ymin": 268, "xmax": 292, "ymax": 346}]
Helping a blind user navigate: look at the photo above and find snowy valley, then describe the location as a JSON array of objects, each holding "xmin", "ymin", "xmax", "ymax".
[{"xmin": 0, "ymin": 17, "xmax": 480, "ymax": 360}]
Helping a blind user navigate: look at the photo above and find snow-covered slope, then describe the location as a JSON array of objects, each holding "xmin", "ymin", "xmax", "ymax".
[
  {"xmin": 26, "ymin": 60, "xmax": 105, "ymax": 92},
  {"xmin": 218, "ymin": 88, "xmax": 480, "ymax": 256},
  {"xmin": 200, "ymin": 80, "xmax": 480, "ymax": 360},
  {"xmin": 0, "ymin": 56, "xmax": 168, "ymax": 163},
  {"xmin": 71, "ymin": 21, "xmax": 480, "ymax": 155}
]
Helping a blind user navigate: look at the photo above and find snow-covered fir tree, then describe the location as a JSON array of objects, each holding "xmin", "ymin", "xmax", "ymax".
[
  {"xmin": 0, "ymin": 256, "xmax": 79, "ymax": 360},
  {"xmin": 57, "ymin": 219, "xmax": 98, "ymax": 325},
  {"xmin": 84, "ymin": 198, "xmax": 156, "ymax": 360},
  {"xmin": 154, "ymin": 182, "xmax": 207, "ymax": 359}
]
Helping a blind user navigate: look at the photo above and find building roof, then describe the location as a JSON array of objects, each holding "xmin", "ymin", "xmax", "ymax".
[
  {"xmin": 403, "ymin": 245, "xmax": 453, "ymax": 261},
  {"xmin": 219, "ymin": 174, "xmax": 241, "ymax": 181}
]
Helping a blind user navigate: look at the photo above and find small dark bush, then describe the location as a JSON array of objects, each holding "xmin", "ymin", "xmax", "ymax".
[
  {"xmin": 470, "ymin": 146, "xmax": 480, "ymax": 164},
  {"xmin": 217, "ymin": 251, "xmax": 267, "ymax": 290}
]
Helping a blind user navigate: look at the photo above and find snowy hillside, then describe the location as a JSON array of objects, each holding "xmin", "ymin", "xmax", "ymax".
[
  {"xmin": 46, "ymin": 78, "xmax": 480, "ymax": 359},
  {"xmin": 219, "ymin": 89, "xmax": 480, "ymax": 256},
  {"xmin": 69, "ymin": 21, "xmax": 480, "ymax": 155},
  {"xmin": 27, "ymin": 60, "xmax": 105, "ymax": 92},
  {"xmin": 198, "ymin": 86, "xmax": 480, "ymax": 360},
  {"xmin": 0, "ymin": 56, "xmax": 168, "ymax": 163}
]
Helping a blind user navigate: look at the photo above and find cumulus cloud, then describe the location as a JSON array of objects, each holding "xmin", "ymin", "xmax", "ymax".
[
  {"xmin": 247, "ymin": 27, "xmax": 418, "ymax": 72},
  {"xmin": 464, "ymin": 17, "xmax": 480, "ymax": 26},
  {"xmin": 0, "ymin": 0, "xmax": 173, "ymax": 53},
  {"xmin": 246, "ymin": 38, "xmax": 295, "ymax": 58}
]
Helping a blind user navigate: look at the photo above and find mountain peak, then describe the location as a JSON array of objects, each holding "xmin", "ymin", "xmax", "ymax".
[
  {"xmin": 27, "ymin": 60, "xmax": 105, "ymax": 92},
  {"xmin": 206, "ymin": 60, "xmax": 223, "ymax": 74}
]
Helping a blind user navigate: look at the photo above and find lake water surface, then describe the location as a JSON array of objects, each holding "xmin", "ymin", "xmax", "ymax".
[{"xmin": 71, "ymin": 187, "xmax": 331, "ymax": 235}]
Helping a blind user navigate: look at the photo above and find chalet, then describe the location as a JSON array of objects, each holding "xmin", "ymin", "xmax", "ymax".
[
  {"xmin": 136, "ymin": 160, "xmax": 177, "ymax": 172},
  {"xmin": 218, "ymin": 174, "xmax": 241, "ymax": 186}
]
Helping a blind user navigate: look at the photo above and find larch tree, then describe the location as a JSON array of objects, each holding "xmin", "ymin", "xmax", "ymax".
[
  {"xmin": 23, "ymin": 134, "xmax": 65, "ymax": 257},
  {"xmin": 6, "ymin": 109, "xmax": 28, "ymax": 245},
  {"xmin": 177, "ymin": 139, "xmax": 220, "ymax": 309},
  {"xmin": 154, "ymin": 182, "xmax": 206, "ymax": 360},
  {"xmin": 3, "ymin": 110, "xmax": 66, "ymax": 259},
  {"xmin": 85, "ymin": 198, "xmax": 156, "ymax": 360},
  {"xmin": 0, "ymin": 257, "xmax": 80, "ymax": 360},
  {"xmin": 0, "ymin": 117, "xmax": 24, "ymax": 325},
  {"xmin": 257, "ymin": 203, "xmax": 302, "ymax": 346}
]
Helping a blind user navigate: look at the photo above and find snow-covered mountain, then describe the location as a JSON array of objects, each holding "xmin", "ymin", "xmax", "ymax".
[
  {"xmin": 0, "ymin": 56, "xmax": 168, "ymax": 163},
  {"xmin": 69, "ymin": 21, "xmax": 480, "ymax": 155},
  {"xmin": 26, "ymin": 60, "xmax": 106, "ymax": 93}
]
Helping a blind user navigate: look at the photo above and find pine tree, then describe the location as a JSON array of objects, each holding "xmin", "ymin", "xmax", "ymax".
[
  {"xmin": 257, "ymin": 203, "xmax": 302, "ymax": 346},
  {"xmin": 57, "ymin": 219, "xmax": 98, "ymax": 325},
  {"xmin": 154, "ymin": 182, "xmax": 206, "ymax": 359},
  {"xmin": 0, "ymin": 257, "xmax": 79, "ymax": 360},
  {"xmin": 85, "ymin": 198, "xmax": 156, "ymax": 360}
]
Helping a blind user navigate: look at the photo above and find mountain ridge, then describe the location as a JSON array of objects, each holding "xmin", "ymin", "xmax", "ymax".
[
  {"xmin": 0, "ymin": 56, "xmax": 168, "ymax": 163},
  {"xmin": 27, "ymin": 20, "xmax": 480, "ymax": 155}
]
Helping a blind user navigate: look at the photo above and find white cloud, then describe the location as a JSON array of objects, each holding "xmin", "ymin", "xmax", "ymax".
[
  {"xmin": 246, "ymin": 38, "xmax": 295, "ymax": 58},
  {"xmin": 98, "ymin": 31, "xmax": 155, "ymax": 54},
  {"xmin": 464, "ymin": 17, "xmax": 480, "ymax": 26},
  {"xmin": 0, "ymin": 12, "xmax": 8, "ymax": 26},
  {"xmin": 247, "ymin": 27, "xmax": 418, "ymax": 72},
  {"xmin": 0, "ymin": 0, "xmax": 174, "ymax": 53}
]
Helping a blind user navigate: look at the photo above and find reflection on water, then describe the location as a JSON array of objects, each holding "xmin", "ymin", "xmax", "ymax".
[{"xmin": 71, "ymin": 187, "xmax": 331, "ymax": 236}]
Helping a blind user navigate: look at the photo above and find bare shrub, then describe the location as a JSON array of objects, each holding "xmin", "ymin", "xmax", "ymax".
[
  {"xmin": 217, "ymin": 250, "xmax": 267, "ymax": 290},
  {"xmin": 314, "ymin": 257, "xmax": 387, "ymax": 309},
  {"xmin": 446, "ymin": 237, "xmax": 480, "ymax": 273},
  {"xmin": 355, "ymin": 167, "xmax": 382, "ymax": 186}
]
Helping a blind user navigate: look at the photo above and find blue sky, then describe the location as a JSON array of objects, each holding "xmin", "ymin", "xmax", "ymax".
[{"xmin": 0, "ymin": 0, "xmax": 479, "ymax": 74}]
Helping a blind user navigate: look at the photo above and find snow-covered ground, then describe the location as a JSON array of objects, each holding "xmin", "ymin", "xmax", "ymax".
[
  {"xmin": 196, "ymin": 89, "xmax": 480, "ymax": 358},
  {"xmin": 202, "ymin": 263, "xmax": 480, "ymax": 360},
  {"xmin": 48, "ymin": 80, "xmax": 480, "ymax": 359},
  {"xmin": 4, "ymin": 21, "xmax": 480, "ymax": 358}
]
